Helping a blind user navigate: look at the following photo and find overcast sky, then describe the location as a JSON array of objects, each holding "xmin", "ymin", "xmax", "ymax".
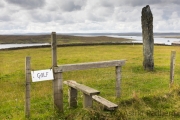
[{"xmin": 0, "ymin": 0, "xmax": 180, "ymax": 34}]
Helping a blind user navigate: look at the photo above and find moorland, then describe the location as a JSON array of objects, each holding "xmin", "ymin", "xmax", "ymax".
[{"xmin": 0, "ymin": 34, "xmax": 131, "ymax": 44}]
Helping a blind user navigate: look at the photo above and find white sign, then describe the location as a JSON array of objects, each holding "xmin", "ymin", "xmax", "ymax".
[{"xmin": 31, "ymin": 69, "xmax": 54, "ymax": 82}]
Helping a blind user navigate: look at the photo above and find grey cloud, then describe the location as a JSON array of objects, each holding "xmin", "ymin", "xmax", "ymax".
[
  {"xmin": 1, "ymin": 0, "xmax": 180, "ymax": 33},
  {"xmin": 0, "ymin": 15, "xmax": 11, "ymax": 22},
  {"xmin": 84, "ymin": 1, "xmax": 115, "ymax": 22},
  {"xmin": 6, "ymin": 0, "xmax": 45, "ymax": 9},
  {"xmin": 162, "ymin": 10, "xmax": 172, "ymax": 19},
  {"xmin": 98, "ymin": 1, "xmax": 114, "ymax": 8},
  {"xmin": 118, "ymin": 0, "xmax": 180, "ymax": 6},
  {"xmin": 87, "ymin": 13, "xmax": 105, "ymax": 22},
  {"xmin": 0, "ymin": 22, "xmax": 25, "ymax": 30},
  {"xmin": 86, "ymin": 7, "xmax": 113, "ymax": 22},
  {"xmin": 0, "ymin": 1, "xmax": 4, "ymax": 8},
  {"xmin": 168, "ymin": 0, "xmax": 180, "ymax": 5},
  {"xmin": 152, "ymin": 4, "xmax": 180, "ymax": 20},
  {"xmin": 54, "ymin": 0, "xmax": 87, "ymax": 12},
  {"xmin": 31, "ymin": 14, "xmax": 52, "ymax": 23},
  {"xmin": 28, "ymin": 7, "xmax": 81, "ymax": 24},
  {"xmin": 60, "ymin": 2, "xmax": 81, "ymax": 12},
  {"xmin": 126, "ymin": 0, "xmax": 161, "ymax": 6},
  {"xmin": 59, "ymin": 12, "xmax": 84, "ymax": 24},
  {"xmin": 60, "ymin": 19, "xmax": 76, "ymax": 24},
  {"xmin": 29, "ymin": 10, "xmax": 54, "ymax": 23}
]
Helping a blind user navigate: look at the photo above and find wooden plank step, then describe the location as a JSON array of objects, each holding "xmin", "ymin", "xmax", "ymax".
[
  {"xmin": 92, "ymin": 95, "xmax": 118, "ymax": 111},
  {"xmin": 63, "ymin": 80, "xmax": 100, "ymax": 96}
]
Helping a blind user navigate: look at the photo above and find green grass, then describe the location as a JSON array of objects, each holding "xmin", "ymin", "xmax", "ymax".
[{"xmin": 1, "ymin": 45, "xmax": 180, "ymax": 119}]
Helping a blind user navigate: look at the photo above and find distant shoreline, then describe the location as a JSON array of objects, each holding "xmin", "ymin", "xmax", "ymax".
[
  {"xmin": 0, "ymin": 34, "xmax": 132, "ymax": 44},
  {"xmin": 3, "ymin": 42, "xmax": 180, "ymax": 51},
  {"xmin": 1, "ymin": 34, "xmax": 180, "ymax": 50},
  {"xmin": 1, "ymin": 32, "xmax": 180, "ymax": 36}
]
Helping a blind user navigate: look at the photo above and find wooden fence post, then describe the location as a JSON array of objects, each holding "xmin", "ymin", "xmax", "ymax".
[
  {"xmin": 51, "ymin": 32, "xmax": 63, "ymax": 111},
  {"xmin": 170, "ymin": 51, "xmax": 176, "ymax": 86},
  {"xmin": 116, "ymin": 66, "xmax": 121, "ymax": 98},
  {"xmin": 25, "ymin": 56, "xmax": 31, "ymax": 117}
]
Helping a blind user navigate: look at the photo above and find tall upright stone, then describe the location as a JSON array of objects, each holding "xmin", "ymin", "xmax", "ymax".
[{"xmin": 141, "ymin": 5, "xmax": 154, "ymax": 71}]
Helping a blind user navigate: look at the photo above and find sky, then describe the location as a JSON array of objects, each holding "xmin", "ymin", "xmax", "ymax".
[{"xmin": 0, "ymin": 0, "xmax": 180, "ymax": 34}]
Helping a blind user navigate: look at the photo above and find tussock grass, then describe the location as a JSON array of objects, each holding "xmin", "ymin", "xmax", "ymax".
[{"xmin": 1, "ymin": 45, "xmax": 180, "ymax": 119}]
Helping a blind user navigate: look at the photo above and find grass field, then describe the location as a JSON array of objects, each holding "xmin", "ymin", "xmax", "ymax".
[{"xmin": 1, "ymin": 44, "xmax": 180, "ymax": 119}]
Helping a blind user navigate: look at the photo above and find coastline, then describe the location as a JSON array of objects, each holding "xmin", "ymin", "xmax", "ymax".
[{"xmin": 1, "ymin": 34, "xmax": 180, "ymax": 50}]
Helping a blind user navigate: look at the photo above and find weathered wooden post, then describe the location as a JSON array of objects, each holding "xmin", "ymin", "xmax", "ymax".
[
  {"xmin": 51, "ymin": 32, "xmax": 63, "ymax": 111},
  {"xmin": 25, "ymin": 56, "xmax": 31, "ymax": 117},
  {"xmin": 115, "ymin": 66, "xmax": 121, "ymax": 98},
  {"xmin": 68, "ymin": 87, "xmax": 77, "ymax": 108},
  {"xmin": 170, "ymin": 51, "xmax": 176, "ymax": 86},
  {"xmin": 83, "ymin": 93, "xmax": 93, "ymax": 108},
  {"xmin": 141, "ymin": 5, "xmax": 154, "ymax": 71}
]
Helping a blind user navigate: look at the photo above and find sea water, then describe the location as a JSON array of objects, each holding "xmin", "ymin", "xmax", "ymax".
[
  {"xmin": 0, "ymin": 43, "xmax": 49, "ymax": 49},
  {"xmin": 107, "ymin": 35, "xmax": 180, "ymax": 45}
]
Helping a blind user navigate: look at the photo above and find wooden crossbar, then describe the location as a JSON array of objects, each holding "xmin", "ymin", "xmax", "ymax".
[{"xmin": 54, "ymin": 60, "xmax": 126, "ymax": 72}]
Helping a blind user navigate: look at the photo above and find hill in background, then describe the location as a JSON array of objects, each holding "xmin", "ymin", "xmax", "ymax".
[
  {"xmin": 0, "ymin": 32, "xmax": 180, "ymax": 44},
  {"xmin": 0, "ymin": 34, "xmax": 131, "ymax": 44}
]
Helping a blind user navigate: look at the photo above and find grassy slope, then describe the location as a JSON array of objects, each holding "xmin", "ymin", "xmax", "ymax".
[
  {"xmin": 0, "ymin": 35, "xmax": 131, "ymax": 44},
  {"xmin": 1, "ymin": 45, "xmax": 180, "ymax": 119}
]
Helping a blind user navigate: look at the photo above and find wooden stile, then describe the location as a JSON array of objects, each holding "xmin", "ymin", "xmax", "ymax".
[
  {"xmin": 64, "ymin": 80, "xmax": 118, "ymax": 110},
  {"xmin": 55, "ymin": 60, "xmax": 126, "ymax": 97},
  {"xmin": 24, "ymin": 32, "xmax": 126, "ymax": 116}
]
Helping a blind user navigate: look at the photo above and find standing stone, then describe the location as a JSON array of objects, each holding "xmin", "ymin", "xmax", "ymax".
[{"xmin": 141, "ymin": 5, "xmax": 154, "ymax": 71}]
